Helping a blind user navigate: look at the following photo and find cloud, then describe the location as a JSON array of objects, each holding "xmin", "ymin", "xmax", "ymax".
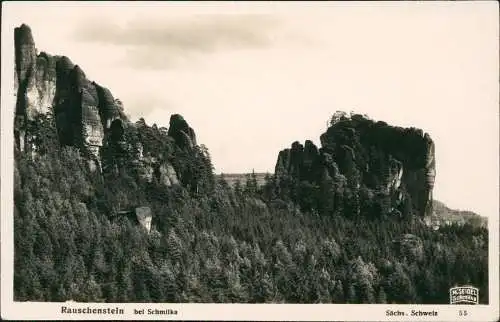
[
  {"xmin": 120, "ymin": 93, "xmax": 172, "ymax": 120},
  {"xmin": 74, "ymin": 15, "xmax": 281, "ymax": 69}
]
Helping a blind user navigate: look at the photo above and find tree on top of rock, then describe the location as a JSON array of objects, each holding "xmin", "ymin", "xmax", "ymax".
[{"xmin": 330, "ymin": 111, "xmax": 349, "ymax": 126}]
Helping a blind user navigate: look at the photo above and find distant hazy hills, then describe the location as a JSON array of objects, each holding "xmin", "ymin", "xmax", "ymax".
[
  {"xmin": 428, "ymin": 200, "xmax": 488, "ymax": 229},
  {"xmin": 217, "ymin": 172, "xmax": 488, "ymax": 228},
  {"xmin": 217, "ymin": 172, "xmax": 269, "ymax": 187}
]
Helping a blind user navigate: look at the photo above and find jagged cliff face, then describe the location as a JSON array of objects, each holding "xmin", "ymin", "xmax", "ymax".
[
  {"xmin": 14, "ymin": 24, "xmax": 127, "ymax": 162},
  {"xmin": 15, "ymin": 24, "xmax": 50, "ymax": 118},
  {"xmin": 13, "ymin": 24, "xmax": 192, "ymax": 188},
  {"xmin": 275, "ymin": 113, "xmax": 436, "ymax": 217},
  {"xmin": 168, "ymin": 114, "xmax": 197, "ymax": 150}
]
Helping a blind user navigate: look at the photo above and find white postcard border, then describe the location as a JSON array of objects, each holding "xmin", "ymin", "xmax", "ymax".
[{"xmin": 1, "ymin": 2, "xmax": 499, "ymax": 321}]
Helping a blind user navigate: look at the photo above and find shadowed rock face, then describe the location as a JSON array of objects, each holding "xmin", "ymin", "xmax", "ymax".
[
  {"xmin": 15, "ymin": 24, "xmax": 36, "ymax": 83},
  {"xmin": 15, "ymin": 25, "xmax": 55, "ymax": 121},
  {"xmin": 95, "ymin": 84, "xmax": 125, "ymax": 130},
  {"xmin": 275, "ymin": 114, "xmax": 436, "ymax": 217},
  {"xmin": 14, "ymin": 24, "xmax": 127, "ymax": 161},
  {"xmin": 168, "ymin": 114, "xmax": 197, "ymax": 150},
  {"xmin": 12, "ymin": 25, "xmax": 188, "ymax": 188},
  {"xmin": 109, "ymin": 119, "xmax": 125, "ymax": 142}
]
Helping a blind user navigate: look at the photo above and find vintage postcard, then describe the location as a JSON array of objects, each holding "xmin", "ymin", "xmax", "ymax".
[{"xmin": 1, "ymin": 1, "xmax": 499, "ymax": 321}]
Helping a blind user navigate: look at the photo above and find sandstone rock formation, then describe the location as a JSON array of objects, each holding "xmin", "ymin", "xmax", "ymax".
[
  {"xmin": 117, "ymin": 206, "xmax": 153, "ymax": 233},
  {"xmin": 168, "ymin": 114, "xmax": 197, "ymax": 150},
  {"xmin": 14, "ymin": 25, "xmax": 179, "ymax": 178},
  {"xmin": 14, "ymin": 24, "xmax": 127, "ymax": 163},
  {"xmin": 13, "ymin": 24, "xmax": 192, "ymax": 192},
  {"xmin": 274, "ymin": 113, "xmax": 436, "ymax": 217},
  {"xmin": 158, "ymin": 163, "xmax": 180, "ymax": 186},
  {"xmin": 15, "ymin": 24, "xmax": 50, "ymax": 119},
  {"xmin": 134, "ymin": 156, "xmax": 180, "ymax": 187},
  {"xmin": 135, "ymin": 206, "xmax": 153, "ymax": 232}
]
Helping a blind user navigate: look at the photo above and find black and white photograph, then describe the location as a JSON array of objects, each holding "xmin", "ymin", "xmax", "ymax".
[{"xmin": 1, "ymin": 1, "xmax": 499, "ymax": 321}]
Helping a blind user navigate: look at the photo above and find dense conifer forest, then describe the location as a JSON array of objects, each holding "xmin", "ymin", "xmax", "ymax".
[{"xmin": 13, "ymin": 113, "xmax": 489, "ymax": 304}]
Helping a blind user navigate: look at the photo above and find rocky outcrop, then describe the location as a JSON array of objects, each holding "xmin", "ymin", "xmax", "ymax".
[
  {"xmin": 14, "ymin": 24, "xmax": 127, "ymax": 163},
  {"xmin": 135, "ymin": 156, "xmax": 180, "ymax": 187},
  {"xmin": 168, "ymin": 114, "xmax": 197, "ymax": 150},
  {"xmin": 275, "ymin": 140, "xmax": 322, "ymax": 183},
  {"xmin": 158, "ymin": 163, "xmax": 180, "ymax": 186},
  {"xmin": 14, "ymin": 25, "xmax": 55, "ymax": 150},
  {"xmin": 95, "ymin": 84, "xmax": 125, "ymax": 130},
  {"xmin": 15, "ymin": 24, "xmax": 48, "ymax": 119},
  {"xmin": 99, "ymin": 118, "xmax": 179, "ymax": 187},
  {"xmin": 274, "ymin": 113, "xmax": 436, "ymax": 217},
  {"xmin": 118, "ymin": 206, "xmax": 153, "ymax": 233},
  {"xmin": 13, "ymin": 24, "xmax": 186, "ymax": 187},
  {"xmin": 135, "ymin": 206, "xmax": 152, "ymax": 232}
]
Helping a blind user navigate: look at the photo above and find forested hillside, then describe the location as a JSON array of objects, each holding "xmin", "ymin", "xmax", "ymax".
[
  {"xmin": 13, "ymin": 24, "xmax": 488, "ymax": 304},
  {"xmin": 216, "ymin": 175, "xmax": 488, "ymax": 230},
  {"xmin": 14, "ymin": 116, "xmax": 489, "ymax": 304}
]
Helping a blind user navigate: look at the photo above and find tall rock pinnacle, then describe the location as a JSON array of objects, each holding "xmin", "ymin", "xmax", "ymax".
[
  {"xmin": 13, "ymin": 24, "xmax": 191, "ymax": 189},
  {"xmin": 14, "ymin": 24, "xmax": 128, "ymax": 164}
]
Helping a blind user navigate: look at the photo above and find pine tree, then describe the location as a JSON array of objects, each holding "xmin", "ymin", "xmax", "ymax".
[
  {"xmin": 346, "ymin": 284, "xmax": 357, "ymax": 303},
  {"xmin": 245, "ymin": 170, "xmax": 259, "ymax": 196},
  {"xmin": 166, "ymin": 229, "xmax": 183, "ymax": 263},
  {"xmin": 253, "ymin": 272, "xmax": 275, "ymax": 303},
  {"xmin": 377, "ymin": 286, "xmax": 388, "ymax": 304}
]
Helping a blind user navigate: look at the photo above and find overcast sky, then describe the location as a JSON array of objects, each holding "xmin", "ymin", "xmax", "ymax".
[{"xmin": 3, "ymin": 2, "xmax": 498, "ymax": 218}]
